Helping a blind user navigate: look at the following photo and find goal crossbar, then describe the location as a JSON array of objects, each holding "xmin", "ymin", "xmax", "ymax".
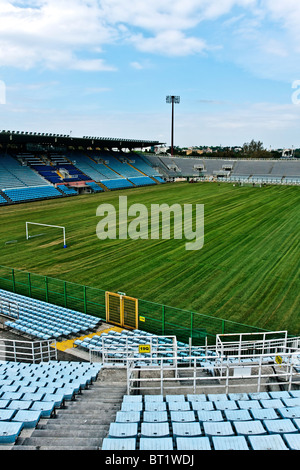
[{"xmin": 26, "ymin": 222, "xmax": 67, "ymax": 248}]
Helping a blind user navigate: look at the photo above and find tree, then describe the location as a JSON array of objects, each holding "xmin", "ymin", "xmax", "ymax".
[{"xmin": 242, "ymin": 140, "xmax": 269, "ymax": 158}]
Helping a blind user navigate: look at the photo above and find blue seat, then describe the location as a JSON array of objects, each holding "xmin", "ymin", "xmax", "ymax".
[
  {"xmin": 172, "ymin": 422, "xmax": 202, "ymax": 437},
  {"xmin": 278, "ymin": 406, "xmax": 300, "ymax": 419},
  {"xmin": 143, "ymin": 411, "xmax": 168, "ymax": 423},
  {"xmin": 250, "ymin": 408, "xmax": 279, "ymax": 420},
  {"xmin": 30, "ymin": 401, "xmax": 55, "ymax": 418},
  {"xmin": 0, "ymin": 409, "xmax": 16, "ymax": 421},
  {"xmin": 115, "ymin": 411, "xmax": 141, "ymax": 423},
  {"xmin": 168, "ymin": 401, "xmax": 191, "ymax": 411},
  {"xmin": 121, "ymin": 402, "xmax": 143, "ymax": 412},
  {"xmin": 234, "ymin": 420, "xmax": 267, "ymax": 435},
  {"xmin": 0, "ymin": 422, "xmax": 23, "ymax": 444},
  {"xmin": 176, "ymin": 437, "xmax": 211, "ymax": 450},
  {"xmin": 237, "ymin": 399, "xmax": 262, "ymax": 409},
  {"xmin": 260, "ymin": 399, "xmax": 284, "ymax": 409},
  {"xmin": 284, "ymin": 433, "xmax": 300, "ymax": 450},
  {"xmin": 144, "ymin": 402, "xmax": 167, "ymax": 412},
  {"xmin": 140, "ymin": 422, "xmax": 170, "ymax": 438},
  {"xmin": 191, "ymin": 401, "xmax": 214, "ymax": 411},
  {"xmin": 139, "ymin": 437, "xmax": 173, "ymax": 451},
  {"xmin": 12, "ymin": 409, "xmax": 42, "ymax": 428},
  {"xmin": 224, "ymin": 409, "xmax": 252, "ymax": 421},
  {"xmin": 263, "ymin": 418, "xmax": 298, "ymax": 434},
  {"xmin": 197, "ymin": 410, "xmax": 224, "ymax": 422},
  {"xmin": 214, "ymin": 400, "xmax": 238, "ymax": 410},
  {"xmin": 203, "ymin": 421, "xmax": 234, "ymax": 436},
  {"xmin": 7, "ymin": 400, "xmax": 33, "ymax": 410},
  {"xmin": 102, "ymin": 438, "xmax": 137, "ymax": 450},
  {"xmin": 170, "ymin": 411, "xmax": 196, "ymax": 422},
  {"xmin": 212, "ymin": 435, "xmax": 249, "ymax": 450},
  {"xmin": 144, "ymin": 394, "xmax": 164, "ymax": 403},
  {"xmin": 108, "ymin": 422, "xmax": 138, "ymax": 438},
  {"xmin": 248, "ymin": 434, "xmax": 289, "ymax": 450}
]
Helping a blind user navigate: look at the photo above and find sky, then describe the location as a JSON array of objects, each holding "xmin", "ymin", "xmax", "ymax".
[{"xmin": 1, "ymin": 0, "xmax": 300, "ymax": 149}]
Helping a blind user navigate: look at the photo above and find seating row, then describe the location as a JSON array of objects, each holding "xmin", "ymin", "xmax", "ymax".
[
  {"xmin": 2, "ymin": 186, "xmax": 62, "ymax": 203},
  {"xmin": 102, "ymin": 392, "xmax": 300, "ymax": 450},
  {"xmin": 1, "ymin": 289, "xmax": 101, "ymax": 340},
  {"xmin": 0, "ymin": 360, "xmax": 102, "ymax": 444}
]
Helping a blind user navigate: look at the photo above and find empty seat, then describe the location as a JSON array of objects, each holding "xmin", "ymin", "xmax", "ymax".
[
  {"xmin": 172, "ymin": 422, "xmax": 202, "ymax": 437},
  {"xmin": 140, "ymin": 422, "xmax": 170, "ymax": 438},
  {"xmin": 260, "ymin": 399, "xmax": 284, "ymax": 409},
  {"xmin": 224, "ymin": 409, "xmax": 252, "ymax": 421},
  {"xmin": 115, "ymin": 411, "xmax": 141, "ymax": 423},
  {"xmin": 278, "ymin": 406, "xmax": 300, "ymax": 419},
  {"xmin": 143, "ymin": 411, "xmax": 168, "ymax": 423},
  {"xmin": 197, "ymin": 410, "xmax": 224, "ymax": 422},
  {"xmin": 250, "ymin": 408, "xmax": 279, "ymax": 420},
  {"xmin": 237, "ymin": 399, "xmax": 262, "ymax": 410},
  {"xmin": 170, "ymin": 411, "xmax": 196, "ymax": 422},
  {"xmin": 139, "ymin": 437, "xmax": 173, "ymax": 451},
  {"xmin": 234, "ymin": 420, "xmax": 267, "ymax": 435},
  {"xmin": 212, "ymin": 435, "xmax": 249, "ymax": 450},
  {"xmin": 12, "ymin": 409, "xmax": 42, "ymax": 428},
  {"xmin": 248, "ymin": 434, "xmax": 289, "ymax": 450},
  {"xmin": 102, "ymin": 438, "xmax": 137, "ymax": 450},
  {"xmin": 284, "ymin": 433, "xmax": 300, "ymax": 450},
  {"xmin": 214, "ymin": 400, "xmax": 238, "ymax": 410},
  {"xmin": 263, "ymin": 418, "xmax": 298, "ymax": 434},
  {"xmin": 108, "ymin": 422, "xmax": 138, "ymax": 438},
  {"xmin": 176, "ymin": 437, "xmax": 211, "ymax": 451},
  {"xmin": 0, "ymin": 421, "xmax": 23, "ymax": 444},
  {"xmin": 203, "ymin": 421, "xmax": 234, "ymax": 436},
  {"xmin": 168, "ymin": 401, "xmax": 191, "ymax": 411}
]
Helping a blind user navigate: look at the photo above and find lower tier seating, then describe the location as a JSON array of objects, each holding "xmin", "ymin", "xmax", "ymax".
[{"xmin": 102, "ymin": 392, "xmax": 300, "ymax": 450}]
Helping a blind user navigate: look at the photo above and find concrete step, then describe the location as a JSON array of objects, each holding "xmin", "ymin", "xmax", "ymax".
[{"xmin": 16, "ymin": 437, "xmax": 103, "ymax": 448}]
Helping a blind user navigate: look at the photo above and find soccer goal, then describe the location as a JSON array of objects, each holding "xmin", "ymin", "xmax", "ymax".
[{"xmin": 25, "ymin": 222, "xmax": 67, "ymax": 248}]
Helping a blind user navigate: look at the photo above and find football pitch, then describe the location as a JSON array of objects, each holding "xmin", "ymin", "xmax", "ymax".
[{"xmin": 0, "ymin": 182, "xmax": 299, "ymax": 335}]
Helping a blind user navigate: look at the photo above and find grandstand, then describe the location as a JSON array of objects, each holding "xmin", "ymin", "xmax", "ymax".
[
  {"xmin": 0, "ymin": 287, "xmax": 299, "ymax": 451},
  {"xmin": 1, "ymin": 130, "xmax": 300, "ymax": 453}
]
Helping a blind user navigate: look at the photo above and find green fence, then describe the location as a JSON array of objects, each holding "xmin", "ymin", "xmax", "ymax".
[{"xmin": 0, "ymin": 265, "xmax": 269, "ymax": 345}]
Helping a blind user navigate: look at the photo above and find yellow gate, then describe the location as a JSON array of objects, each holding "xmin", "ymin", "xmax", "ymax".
[{"xmin": 105, "ymin": 292, "xmax": 138, "ymax": 330}]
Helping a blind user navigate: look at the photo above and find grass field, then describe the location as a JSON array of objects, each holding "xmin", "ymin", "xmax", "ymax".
[{"xmin": 0, "ymin": 182, "xmax": 299, "ymax": 335}]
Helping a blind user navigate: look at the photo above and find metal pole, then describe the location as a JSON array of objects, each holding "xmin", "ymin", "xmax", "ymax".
[{"xmin": 171, "ymin": 98, "xmax": 174, "ymax": 157}]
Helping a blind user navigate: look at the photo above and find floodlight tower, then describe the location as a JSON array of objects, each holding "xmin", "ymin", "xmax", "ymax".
[{"xmin": 166, "ymin": 95, "xmax": 180, "ymax": 157}]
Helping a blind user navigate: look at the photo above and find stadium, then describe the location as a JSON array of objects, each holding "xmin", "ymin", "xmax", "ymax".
[{"xmin": 0, "ymin": 129, "xmax": 300, "ymax": 453}]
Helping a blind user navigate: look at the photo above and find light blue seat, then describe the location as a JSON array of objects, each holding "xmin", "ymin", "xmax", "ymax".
[
  {"xmin": 284, "ymin": 433, "xmax": 300, "ymax": 450},
  {"xmin": 42, "ymin": 393, "xmax": 65, "ymax": 408},
  {"xmin": 212, "ymin": 435, "xmax": 249, "ymax": 450},
  {"xmin": 140, "ymin": 422, "xmax": 170, "ymax": 438},
  {"xmin": 228, "ymin": 393, "xmax": 249, "ymax": 401},
  {"xmin": 282, "ymin": 397, "xmax": 300, "ymax": 408},
  {"xmin": 108, "ymin": 422, "xmax": 138, "ymax": 438},
  {"xmin": 170, "ymin": 411, "xmax": 196, "ymax": 422},
  {"xmin": 248, "ymin": 434, "xmax": 289, "ymax": 450},
  {"xmin": 143, "ymin": 394, "xmax": 164, "ymax": 403},
  {"xmin": 224, "ymin": 409, "xmax": 252, "ymax": 421},
  {"xmin": 0, "ymin": 409, "xmax": 16, "ymax": 421},
  {"xmin": 260, "ymin": 399, "xmax": 284, "ymax": 409},
  {"xmin": 172, "ymin": 422, "xmax": 202, "ymax": 437},
  {"xmin": 191, "ymin": 401, "xmax": 214, "ymax": 411},
  {"xmin": 278, "ymin": 406, "xmax": 300, "ymax": 419},
  {"xmin": 176, "ymin": 437, "xmax": 211, "ymax": 450},
  {"xmin": 249, "ymin": 392, "xmax": 270, "ymax": 400},
  {"xmin": 187, "ymin": 394, "xmax": 207, "ymax": 403},
  {"xmin": 0, "ymin": 421, "xmax": 23, "ymax": 444},
  {"xmin": 208, "ymin": 394, "xmax": 228, "ymax": 401},
  {"xmin": 263, "ymin": 418, "xmax": 298, "ymax": 434},
  {"xmin": 102, "ymin": 438, "xmax": 137, "ymax": 450},
  {"xmin": 143, "ymin": 411, "xmax": 168, "ymax": 423},
  {"xmin": 121, "ymin": 402, "xmax": 143, "ymax": 412},
  {"xmin": 0, "ymin": 400, "xmax": 11, "ymax": 409},
  {"xmin": 168, "ymin": 401, "xmax": 191, "ymax": 411},
  {"xmin": 203, "ymin": 421, "xmax": 234, "ymax": 436},
  {"xmin": 269, "ymin": 391, "xmax": 291, "ymax": 400},
  {"xmin": 12, "ymin": 409, "xmax": 42, "ymax": 428},
  {"xmin": 214, "ymin": 400, "xmax": 238, "ymax": 410},
  {"xmin": 166, "ymin": 394, "xmax": 186, "ymax": 402},
  {"xmin": 139, "ymin": 437, "xmax": 173, "ymax": 451},
  {"xmin": 250, "ymin": 408, "xmax": 279, "ymax": 420},
  {"xmin": 144, "ymin": 402, "xmax": 167, "ymax": 412},
  {"xmin": 122, "ymin": 395, "xmax": 143, "ymax": 403},
  {"xmin": 237, "ymin": 399, "xmax": 262, "ymax": 410},
  {"xmin": 234, "ymin": 420, "xmax": 267, "ymax": 435},
  {"xmin": 7, "ymin": 400, "xmax": 33, "ymax": 410},
  {"xmin": 197, "ymin": 410, "xmax": 224, "ymax": 422},
  {"xmin": 115, "ymin": 412, "xmax": 141, "ymax": 423},
  {"xmin": 30, "ymin": 401, "xmax": 55, "ymax": 418}
]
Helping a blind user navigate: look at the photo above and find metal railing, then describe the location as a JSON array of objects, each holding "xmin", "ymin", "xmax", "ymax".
[{"xmin": 0, "ymin": 338, "xmax": 57, "ymax": 363}]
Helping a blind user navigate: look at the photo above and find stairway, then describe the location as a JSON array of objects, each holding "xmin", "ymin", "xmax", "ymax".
[{"xmin": 12, "ymin": 368, "xmax": 127, "ymax": 450}]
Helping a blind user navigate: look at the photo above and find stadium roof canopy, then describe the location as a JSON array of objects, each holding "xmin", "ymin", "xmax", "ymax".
[{"xmin": 0, "ymin": 130, "xmax": 164, "ymax": 151}]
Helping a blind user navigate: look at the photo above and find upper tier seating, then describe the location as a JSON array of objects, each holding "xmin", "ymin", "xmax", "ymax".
[
  {"xmin": 1, "ymin": 289, "xmax": 101, "ymax": 340},
  {"xmin": 0, "ymin": 154, "xmax": 50, "ymax": 190}
]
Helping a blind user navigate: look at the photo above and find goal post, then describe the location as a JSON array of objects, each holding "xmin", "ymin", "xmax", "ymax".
[{"xmin": 26, "ymin": 222, "xmax": 67, "ymax": 248}]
